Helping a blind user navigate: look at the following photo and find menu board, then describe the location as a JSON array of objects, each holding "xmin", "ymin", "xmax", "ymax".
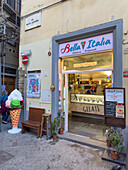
[
  {"xmin": 105, "ymin": 101, "xmax": 117, "ymax": 116},
  {"xmin": 105, "ymin": 89, "xmax": 124, "ymax": 103},
  {"xmin": 116, "ymin": 105, "xmax": 124, "ymax": 118},
  {"xmin": 104, "ymin": 88, "xmax": 125, "ymax": 128}
]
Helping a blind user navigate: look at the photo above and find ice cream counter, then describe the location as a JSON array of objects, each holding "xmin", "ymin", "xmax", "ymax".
[{"xmin": 70, "ymin": 94, "xmax": 104, "ymax": 116}]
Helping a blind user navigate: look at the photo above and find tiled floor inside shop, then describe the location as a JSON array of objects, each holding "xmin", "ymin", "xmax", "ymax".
[{"xmin": 68, "ymin": 115, "xmax": 106, "ymax": 142}]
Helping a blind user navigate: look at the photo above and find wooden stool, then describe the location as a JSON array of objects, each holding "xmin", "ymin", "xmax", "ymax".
[{"xmin": 40, "ymin": 113, "xmax": 52, "ymax": 140}]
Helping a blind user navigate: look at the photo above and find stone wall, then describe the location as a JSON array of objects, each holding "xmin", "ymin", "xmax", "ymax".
[{"xmin": 19, "ymin": 67, "xmax": 25, "ymax": 98}]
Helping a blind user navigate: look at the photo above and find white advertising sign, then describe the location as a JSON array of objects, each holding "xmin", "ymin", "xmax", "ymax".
[
  {"xmin": 21, "ymin": 50, "xmax": 31, "ymax": 56},
  {"xmin": 59, "ymin": 33, "xmax": 113, "ymax": 57},
  {"xmin": 105, "ymin": 89, "xmax": 124, "ymax": 103},
  {"xmin": 25, "ymin": 12, "xmax": 41, "ymax": 31},
  {"xmin": 42, "ymin": 90, "xmax": 50, "ymax": 102}
]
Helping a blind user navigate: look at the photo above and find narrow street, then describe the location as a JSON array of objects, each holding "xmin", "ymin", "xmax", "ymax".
[{"xmin": 0, "ymin": 123, "xmax": 117, "ymax": 170}]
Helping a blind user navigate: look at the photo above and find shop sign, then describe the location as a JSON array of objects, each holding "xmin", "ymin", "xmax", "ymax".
[
  {"xmin": 83, "ymin": 105, "xmax": 100, "ymax": 112},
  {"xmin": 104, "ymin": 88, "xmax": 125, "ymax": 128},
  {"xmin": 74, "ymin": 62, "xmax": 97, "ymax": 68},
  {"xmin": 123, "ymin": 71, "xmax": 128, "ymax": 77},
  {"xmin": 59, "ymin": 33, "xmax": 113, "ymax": 57},
  {"xmin": 105, "ymin": 89, "xmax": 124, "ymax": 103},
  {"xmin": 70, "ymin": 103, "xmax": 104, "ymax": 115}
]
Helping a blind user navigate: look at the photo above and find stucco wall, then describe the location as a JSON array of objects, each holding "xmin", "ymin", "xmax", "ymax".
[
  {"xmin": 20, "ymin": 38, "xmax": 52, "ymax": 113},
  {"xmin": 20, "ymin": 0, "xmax": 128, "ymax": 124},
  {"xmin": 20, "ymin": 0, "xmax": 128, "ymax": 44}
]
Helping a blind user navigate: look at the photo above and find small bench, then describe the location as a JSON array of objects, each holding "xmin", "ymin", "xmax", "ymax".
[{"xmin": 21, "ymin": 107, "xmax": 45, "ymax": 138}]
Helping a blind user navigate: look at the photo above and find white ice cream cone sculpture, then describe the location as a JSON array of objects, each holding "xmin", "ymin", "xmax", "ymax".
[{"xmin": 8, "ymin": 109, "xmax": 22, "ymax": 134}]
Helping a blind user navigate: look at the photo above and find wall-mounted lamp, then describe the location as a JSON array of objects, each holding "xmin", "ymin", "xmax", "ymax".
[
  {"xmin": 124, "ymin": 31, "xmax": 128, "ymax": 35},
  {"xmin": 50, "ymin": 85, "xmax": 55, "ymax": 91},
  {"xmin": 48, "ymin": 51, "xmax": 51, "ymax": 56}
]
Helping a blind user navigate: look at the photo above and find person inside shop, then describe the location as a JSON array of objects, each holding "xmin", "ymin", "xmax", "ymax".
[
  {"xmin": 94, "ymin": 86, "xmax": 97, "ymax": 94},
  {"xmin": 0, "ymin": 91, "xmax": 10, "ymax": 124},
  {"xmin": 91, "ymin": 86, "xmax": 94, "ymax": 94},
  {"xmin": 87, "ymin": 86, "xmax": 95, "ymax": 94},
  {"xmin": 87, "ymin": 86, "xmax": 92, "ymax": 94},
  {"xmin": 102, "ymin": 85, "xmax": 106, "ymax": 94}
]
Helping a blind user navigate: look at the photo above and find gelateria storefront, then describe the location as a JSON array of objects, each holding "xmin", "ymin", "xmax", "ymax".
[
  {"xmin": 52, "ymin": 20, "xmax": 123, "ymax": 141},
  {"xmin": 58, "ymin": 33, "xmax": 113, "ymax": 139}
]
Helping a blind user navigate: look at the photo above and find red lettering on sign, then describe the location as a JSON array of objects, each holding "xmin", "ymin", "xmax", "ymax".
[{"xmin": 61, "ymin": 44, "xmax": 70, "ymax": 54}]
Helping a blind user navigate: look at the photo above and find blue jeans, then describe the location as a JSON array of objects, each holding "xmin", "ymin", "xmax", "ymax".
[{"xmin": 2, "ymin": 113, "xmax": 9, "ymax": 121}]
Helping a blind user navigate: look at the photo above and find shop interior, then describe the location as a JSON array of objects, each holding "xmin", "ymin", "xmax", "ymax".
[
  {"xmin": 59, "ymin": 51, "xmax": 113, "ymax": 142},
  {"xmin": 61, "ymin": 71, "xmax": 112, "ymax": 142}
]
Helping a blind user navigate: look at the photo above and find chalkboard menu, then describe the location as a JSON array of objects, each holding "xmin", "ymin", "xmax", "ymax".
[
  {"xmin": 104, "ymin": 88, "xmax": 126, "ymax": 129},
  {"xmin": 105, "ymin": 101, "xmax": 117, "ymax": 116}
]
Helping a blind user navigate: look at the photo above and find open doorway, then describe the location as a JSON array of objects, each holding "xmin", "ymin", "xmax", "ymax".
[
  {"xmin": 68, "ymin": 71, "xmax": 112, "ymax": 142},
  {"xmin": 58, "ymin": 49, "xmax": 113, "ymax": 142},
  {"xmin": 60, "ymin": 70, "xmax": 112, "ymax": 142}
]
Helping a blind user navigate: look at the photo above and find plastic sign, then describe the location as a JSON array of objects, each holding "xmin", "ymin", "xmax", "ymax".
[
  {"xmin": 105, "ymin": 89, "xmax": 124, "ymax": 103},
  {"xmin": 59, "ymin": 33, "xmax": 113, "ymax": 57},
  {"xmin": 21, "ymin": 50, "xmax": 31, "ymax": 56},
  {"xmin": 25, "ymin": 12, "xmax": 41, "ymax": 31},
  {"xmin": 104, "ymin": 88, "xmax": 126, "ymax": 129},
  {"xmin": 74, "ymin": 62, "xmax": 97, "ymax": 68},
  {"xmin": 22, "ymin": 56, "xmax": 28, "ymax": 65}
]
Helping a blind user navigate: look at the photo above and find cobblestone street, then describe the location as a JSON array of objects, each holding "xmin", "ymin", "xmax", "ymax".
[{"xmin": 0, "ymin": 123, "xmax": 118, "ymax": 170}]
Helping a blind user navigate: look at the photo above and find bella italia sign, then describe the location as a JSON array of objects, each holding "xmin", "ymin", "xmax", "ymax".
[{"xmin": 59, "ymin": 33, "xmax": 113, "ymax": 57}]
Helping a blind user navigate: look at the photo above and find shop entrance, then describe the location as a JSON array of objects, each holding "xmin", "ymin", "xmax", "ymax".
[
  {"xmin": 59, "ymin": 50, "xmax": 113, "ymax": 142},
  {"xmin": 52, "ymin": 22, "xmax": 123, "ymax": 143},
  {"xmin": 60, "ymin": 71, "xmax": 112, "ymax": 141}
]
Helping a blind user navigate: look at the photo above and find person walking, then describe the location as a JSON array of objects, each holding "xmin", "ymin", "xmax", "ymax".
[{"xmin": 0, "ymin": 91, "xmax": 10, "ymax": 124}]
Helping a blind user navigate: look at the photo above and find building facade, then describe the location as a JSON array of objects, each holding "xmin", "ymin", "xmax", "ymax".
[
  {"xmin": 20, "ymin": 0, "xmax": 128, "ymax": 147},
  {"xmin": 0, "ymin": 0, "xmax": 21, "ymax": 95}
]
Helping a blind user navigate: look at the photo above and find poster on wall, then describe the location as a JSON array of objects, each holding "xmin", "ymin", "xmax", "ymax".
[
  {"xmin": 27, "ymin": 73, "xmax": 41, "ymax": 98},
  {"xmin": 104, "ymin": 88, "xmax": 125, "ymax": 128}
]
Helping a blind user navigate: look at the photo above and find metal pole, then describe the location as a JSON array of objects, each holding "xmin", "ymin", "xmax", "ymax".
[
  {"xmin": 3, "ymin": 52, "xmax": 5, "ymax": 86},
  {"xmin": 2, "ymin": 1, "xmax": 6, "ymax": 88},
  {"xmin": 15, "ymin": 0, "xmax": 18, "ymax": 26},
  {"xmin": 24, "ymin": 65, "xmax": 27, "ymax": 120},
  {"xmin": 126, "ymin": 142, "xmax": 128, "ymax": 170},
  {"xmin": 65, "ymin": 74, "xmax": 68, "ymax": 132},
  {"xmin": 0, "ymin": 42, "xmax": 1, "ymax": 98},
  {"xmin": 1, "ymin": 0, "xmax": 3, "ymax": 94}
]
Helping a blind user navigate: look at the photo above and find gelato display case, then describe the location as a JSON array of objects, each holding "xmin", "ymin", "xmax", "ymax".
[
  {"xmin": 70, "ymin": 94, "xmax": 104, "ymax": 105},
  {"xmin": 70, "ymin": 94, "xmax": 104, "ymax": 116}
]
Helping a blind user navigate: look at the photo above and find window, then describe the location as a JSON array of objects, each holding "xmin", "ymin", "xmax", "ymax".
[
  {"xmin": 6, "ymin": 0, "xmax": 15, "ymax": 10},
  {"xmin": 5, "ymin": 0, "xmax": 21, "ymax": 14},
  {"xmin": 17, "ymin": 0, "xmax": 21, "ymax": 14},
  {"xmin": 62, "ymin": 51, "xmax": 113, "ymax": 73}
]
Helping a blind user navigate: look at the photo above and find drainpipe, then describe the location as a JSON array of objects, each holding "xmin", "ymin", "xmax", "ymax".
[
  {"xmin": 0, "ymin": 42, "xmax": 1, "ymax": 98},
  {"xmin": 24, "ymin": 65, "xmax": 27, "ymax": 120}
]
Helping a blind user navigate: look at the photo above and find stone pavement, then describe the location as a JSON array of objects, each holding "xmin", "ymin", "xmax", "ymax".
[{"xmin": 0, "ymin": 122, "xmax": 118, "ymax": 170}]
